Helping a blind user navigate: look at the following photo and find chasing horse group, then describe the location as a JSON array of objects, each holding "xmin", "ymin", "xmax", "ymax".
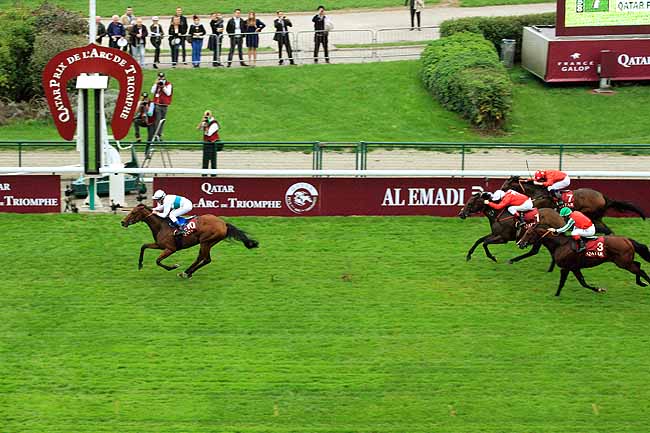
[{"xmin": 122, "ymin": 169, "xmax": 649, "ymax": 296}]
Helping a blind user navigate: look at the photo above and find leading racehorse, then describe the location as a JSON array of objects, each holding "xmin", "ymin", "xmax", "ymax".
[
  {"xmin": 121, "ymin": 204, "xmax": 259, "ymax": 279},
  {"xmin": 518, "ymin": 223, "xmax": 650, "ymax": 296},
  {"xmin": 458, "ymin": 191, "xmax": 564, "ymax": 269},
  {"xmin": 501, "ymin": 175, "xmax": 645, "ymax": 234}
]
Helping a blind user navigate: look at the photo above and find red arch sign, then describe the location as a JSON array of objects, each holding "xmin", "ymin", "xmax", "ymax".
[{"xmin": 42, "ymin": 44, "xmax": 143, "ymax": 140}]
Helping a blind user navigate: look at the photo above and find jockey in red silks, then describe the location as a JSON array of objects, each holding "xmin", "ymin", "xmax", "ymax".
[
  {"xmin": 530, "ymin": 169, "xmax": 570, "ymax": 206},
  {"xmin": 484, "ymin": 189, "xmax": 534, "ymax": 225},
  {"xmin": 550, "ymin": 207, "xmax": 596, "ymax": 252}
]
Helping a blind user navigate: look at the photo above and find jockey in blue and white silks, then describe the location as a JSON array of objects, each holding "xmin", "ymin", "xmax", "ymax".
[{"xmin": 152, "ymin": 189, "xmax": 193, "ymax": 229}]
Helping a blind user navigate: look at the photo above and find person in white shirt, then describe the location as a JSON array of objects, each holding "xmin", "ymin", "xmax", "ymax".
[{"xmin": 152, "ymin": 189, "xmax": 193, "ymax": 231}]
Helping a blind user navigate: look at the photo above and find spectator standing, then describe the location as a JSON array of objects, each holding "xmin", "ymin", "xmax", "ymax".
[
  {"xmin": 226, "ymin": 9, "xmax": 248, "ymax": 67},
  {"xmin": 405, "ymin": 0, "xmax": 424, "ymax": 31},
  {"xmin": 130, "ymin": 17, "xmax": 148, "ymax": 67},
  {"xmin": 170, "ymin": 7, "xmax": 189, "ymax": 64},
  {"xmin": 312, "ymin": 6, "xmax": 331, "ymax": 64},
  {"xmin": 150, "ymin": 72, "xmax": 173, "ymax": 139},
  {"xmin": 208, "ymin": 12, "xmax": 225, "ymax": 67},
  {"xmin": 120, "ymin": 6, "xmax": 136, "ymax": 53},
  {"xmin": 168, "ymin": 16, "xmax": 185, "ymax": 67},
  {"xmin": 95, "ymin": 16, "xmax": 106, "ymax": 45},
  {"xmin": 273, "ymin": 11, "xmax": 294, "ymax": 65},
  {"xmin": 189, "ymin": 15, "xmax": 207, "ymax": 68},
  {"xmin": 107, "ymin": 15, "xmax": 125, "ymax": 49},
  {"xmin": 245, "ymin": 11, "xmax": 265, "ymax": 67},
  {"xmin": 197, "ymin": 110, "xmax": 221, "ymax": 177},
  {"xmin": 150, "ymin": 16, "xmax": 164, "ymax": 69}
]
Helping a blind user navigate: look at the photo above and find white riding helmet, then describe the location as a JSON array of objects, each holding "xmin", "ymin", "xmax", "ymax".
[
  {"xmin": 152, "ymin": 189, "xmax": 166, "ymax": 200},
  {"xmin": 491, "ymin": 190, "xmax": 506, "ymax": 201}
]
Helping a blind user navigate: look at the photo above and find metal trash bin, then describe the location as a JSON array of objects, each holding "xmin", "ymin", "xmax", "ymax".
[{"xmin": 500, "ymin": 39, "xmax": 516, "ymax": 68}]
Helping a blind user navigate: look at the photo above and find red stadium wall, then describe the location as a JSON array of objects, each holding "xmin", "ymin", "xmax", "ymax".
[{"xmin": 153, "ymin": 177, "xmax": 650, "ymax": 217}]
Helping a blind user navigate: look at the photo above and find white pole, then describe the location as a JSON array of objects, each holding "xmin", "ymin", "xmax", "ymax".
[{"xmin": 89, "ymin": 0, "xmax": 96, "ymax": 43}]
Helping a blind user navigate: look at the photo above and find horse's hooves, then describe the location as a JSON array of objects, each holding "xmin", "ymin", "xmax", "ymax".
[
  {"xmin": 507, "ymin": 259, "xmax": 514, "ymax": 265},
  {"xmin": 466, "ymin": 255, "xmax": 472, "ymax": 262},
  {"xmin": 178, "ymin": 272, "xmax": 188, "ymax": 279},
  {"xmin": 172, "ymin": 264, "xmax": 180, "ymax": 269},
  {"xmin": 489, "ymin": 257, "xmax": 498, "ymax": 263},
  {"xmin": 597, "ymin": 287, "xmax": 607, "ymax": 293},
  {"xmin": 138, "ymin": 265, "xmax": 143, "ymax": 270}
]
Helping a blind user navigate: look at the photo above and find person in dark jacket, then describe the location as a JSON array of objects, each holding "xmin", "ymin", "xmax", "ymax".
[
  {"xmin": 168, "ymin": 16, "xmax": 186, "ymax": 67},
  {"xmin": 188, "ymin": 15, "xmax": 207, "ymax": 68},
  {"xmin": 312, "ymin": 5, "xmax": 331, "ymax": 63},
  {"xmin": 150, "ymin": 16, "xmax": 164, "ymax": 69},
  {"xmin": 130, "ymin": 17, "xmax": 148, "ymax": 67},
  {"xmin": 208, "ymin": 12, "xmax": 224, "ymax": 67},
  {"xmin": 95, "ymin": 16, "xmax": 106, "ymax": 45},
  {"xmin": 273, "ymin": 11, "xmax": 294, "ymax": 65},
  {"xmin": 226, "ymin": 9, "xmax": 249, "ymax": 67},
  {"xmin": 170, "ymin": 7, "xmax": 188, "ymax": 64},
  {"xmin": 107, "ymin": 15, "xmax": 125, "ymax": 49}
]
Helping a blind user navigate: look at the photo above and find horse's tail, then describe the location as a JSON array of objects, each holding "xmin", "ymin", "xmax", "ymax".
[
  {"xmin": 225, "ymin": 223, "xmax": 259, "ymax": 249},
  {"xmin": 606, "ymin": 198, "xmax": 646, "ymax": 220},
  {"xmin": 631, "ymin": 239, "xmax": 650, "ymax": 263}
]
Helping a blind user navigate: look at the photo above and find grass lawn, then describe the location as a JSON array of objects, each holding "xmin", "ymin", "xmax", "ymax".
[
  {"xmin": 0, "ymin": 0, "xmax": 412, "ymax": 16},
  {"xmin": 2, "ymin": 61, "xmax": 650, "ymax": 143},
  {"xmin": 460, "ymin": 0, "xmax": 551, "ymax": 7},
  {"xmin": 2, "ymin": 214, "xmax": 650, "ymax": 432}
]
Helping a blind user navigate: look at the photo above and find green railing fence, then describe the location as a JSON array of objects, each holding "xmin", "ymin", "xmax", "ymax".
[{"xmin": 1, "ymin": 140, "xmax": 650, "ymax": 171}]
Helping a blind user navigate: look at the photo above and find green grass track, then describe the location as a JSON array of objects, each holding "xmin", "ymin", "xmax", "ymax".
[{"xmin": 2, "ymin": 214, "xmax": 650, "ymax": 432}]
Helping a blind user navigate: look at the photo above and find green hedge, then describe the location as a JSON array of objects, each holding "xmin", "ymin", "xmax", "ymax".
[
  {"xmin": 421, "ymin": 32, "xmax": 512, "ymax": 130},
  {"xmin": 439, "ymin": 13, "xmax": 556, "ymax": 63}
]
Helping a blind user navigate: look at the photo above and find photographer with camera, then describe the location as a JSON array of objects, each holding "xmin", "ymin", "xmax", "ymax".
[
  {"xmin": 197, "ymin": 110, "xmax": 222, "ymax": 177},
  {"xmin": 133, "ymin": 92, "xmax": 156, "ymax": 149},
  {"xmin": 150, "ymin": 72, "xmax": 173, "ymax": 139}
]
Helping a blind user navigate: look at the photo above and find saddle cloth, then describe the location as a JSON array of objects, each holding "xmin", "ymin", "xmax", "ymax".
[
  {"xmin": 558, "ymin": 190, "xmax": 575, "ymax": 208},
  {"xmin": 584, "ymin": 237, "xmax": 606, "ymax": 258}
]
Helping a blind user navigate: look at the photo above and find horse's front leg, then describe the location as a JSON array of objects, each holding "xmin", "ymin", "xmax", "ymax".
[
  {"xmin": 508, "ymin": 242, "xmax": 542, "ymax": 265},
  {"xmin": 156, "ymin": 248, "xmax": 180, "ymax": 271},
  {"xmin": 139, "ymin": 243, "xmax": 161, "ymax": 270},
  {"xmin": 466, "ymin": 235, "xmax": 490, "ymax": 261}
]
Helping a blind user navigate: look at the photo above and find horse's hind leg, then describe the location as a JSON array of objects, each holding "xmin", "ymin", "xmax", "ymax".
[
  {"xmin": 181, "ymin": 243, "xmax": 214, "ymax": 278},
  {"xmin": 466, "ymin": 235, "xmax": 490, "ymax": 262},
  {"xmin": 156, "ymin": 248, "xmax": 180, "ymax": 271},
  {"xmin": 572, "ymin": 269, "xmax": 606, "ymax": 293},
  {"xmin": 618, "ymin": 260, "xmax": 650, "ymax": 287}
]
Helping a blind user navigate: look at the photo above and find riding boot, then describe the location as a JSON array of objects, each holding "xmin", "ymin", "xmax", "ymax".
[
  {"xmin": 553, "ymin": 190, "xmax": 565, "ymax": 207},
  {"xmin": 576, "ymin": 238, "xmax": 586, "ymax": 253},
  {"xmin": 518, "ymin": 212, "xmax": 525, "ymax": 226}
]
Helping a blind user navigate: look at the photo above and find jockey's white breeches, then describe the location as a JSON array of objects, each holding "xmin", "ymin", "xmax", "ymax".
[
  {"xmin": 508, "ymin": 198, "xmax": 534, "ymax": 215},
  {"xmin": 571, "ymin": 225, "xmax": 596, "ymax": 238},
  {"xmin": 547, "ymin": 176, "xmax": 570, "ymax": 192},
  {"xmin": 169, "ymin": 203, "xmax": 192, "ymax": 223}
]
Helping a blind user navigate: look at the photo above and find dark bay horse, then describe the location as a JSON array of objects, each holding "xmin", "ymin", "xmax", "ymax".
[
  {"xmin": 518, "ymin": 224, "xmax": 650, "ymax": 296},
  {"xmin": 501, "ymin": 176, "xmax": 645, "ymax": 234},
  {"xmin": 458, "ymin": 192, "xmax": 564, "ymax": 268},
  {"xmin": 121, "ymin": 204, "xmax": 259, "ymax": 279}
]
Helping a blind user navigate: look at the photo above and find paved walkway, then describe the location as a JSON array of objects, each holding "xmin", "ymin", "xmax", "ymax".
[{"xmin": 108, "ymin": 3, "xmax": 555, "ymax": 67}]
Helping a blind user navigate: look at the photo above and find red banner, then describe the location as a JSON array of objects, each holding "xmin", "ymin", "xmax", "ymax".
[
  {"xmin": 546, "ymin": 38, "xmax": 650, "ymax": 82},
  {"xmin": 0, "ymin": 176, "xmax": 60, "ymax": 213},
  {"xmin": 42, "ymin": 44, "xmax": 143, "ymax": 140},
  {"xmin": 153, "ymin": 177, "xmax": 650, "ymax": 217}
]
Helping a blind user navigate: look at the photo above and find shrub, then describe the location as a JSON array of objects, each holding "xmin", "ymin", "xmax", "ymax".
[
  {"xmin": 420, "ymin": 32, "xmax": 512, "ymax": 130},
  {"xmin": 439, "ymin": 13, "xmax": 556, "ymax": 63}
]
